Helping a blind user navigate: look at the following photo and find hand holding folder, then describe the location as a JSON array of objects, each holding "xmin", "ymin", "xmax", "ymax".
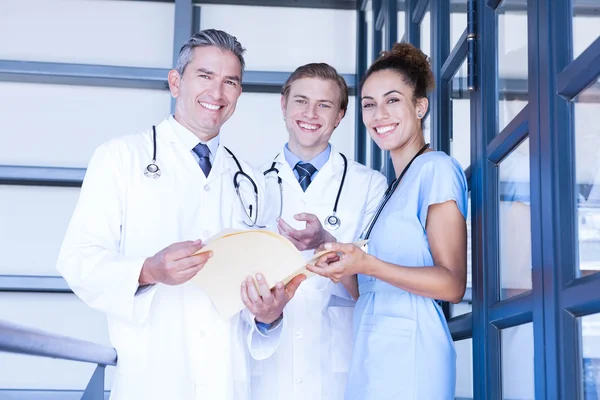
[{"xmin": 190, "ymin": 229, "xmax": 366, "ymax": 320}]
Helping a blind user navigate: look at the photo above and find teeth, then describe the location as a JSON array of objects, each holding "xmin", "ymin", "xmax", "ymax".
[
  {"xmin": 375, "ymin": 124, "xmax": 396, "ymax": 134},
  {"xmin": 200, "ymin": 102, "xmax": 221, "ymax": 111},
  {"xmin": 299, "ymin": 122, "xmax": 319, "ymax": 130}
]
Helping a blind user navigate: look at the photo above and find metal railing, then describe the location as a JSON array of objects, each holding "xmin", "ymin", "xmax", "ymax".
[{"xmin": 0, "ymin": 319, "xmax": 117, "ymax": 400}]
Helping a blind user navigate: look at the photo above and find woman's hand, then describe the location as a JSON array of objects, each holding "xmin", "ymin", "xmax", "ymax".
[{"xmin": 307, "ymin": 242, "xmax": 370, "ymax": 283}]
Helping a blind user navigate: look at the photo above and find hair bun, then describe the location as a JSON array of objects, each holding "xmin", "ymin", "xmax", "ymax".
[{"xmin": 381, "ymin": 42, "xmax": 430, "ymax": 65}]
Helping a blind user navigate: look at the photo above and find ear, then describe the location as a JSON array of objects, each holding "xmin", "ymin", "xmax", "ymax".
[
  {"xmin": 168, "ymin": 69, "xmax": 181, "ymax": 98},
  {"xmin": 334, "ymin": 108, "xmax": 345, "ymax": 129},
  {"xmin": 416, "ymin": 97, "xmax": 429, "ymax": 119},
  {"xmin": 280, "ymin": 95, "xmax": 288, "ymax": 117}
]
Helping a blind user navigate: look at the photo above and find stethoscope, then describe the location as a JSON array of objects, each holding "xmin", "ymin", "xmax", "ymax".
[
  {"xmin": 359, "ymin": 143, "xmax": 430, "ymax": 241},
  {"xmin": 263, "ymin": 153, "xmax": 348, "ymax": 231},
  {"xmin": 144, "ymin": 125, "xmax": 264, "ymax": 228}
]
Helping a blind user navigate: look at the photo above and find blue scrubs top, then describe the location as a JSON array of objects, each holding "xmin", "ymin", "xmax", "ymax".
[{"xmin": 346, "ymin": 151, "xmax": 468, "ymax": 400}]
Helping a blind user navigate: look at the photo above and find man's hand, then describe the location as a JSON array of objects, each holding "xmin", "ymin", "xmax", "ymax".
[
  {"xmin": 240, "ymin": 273, "xmax": 306, "ymax": 324},
  {"xmin": 139, "ymin": 240, "xmax": 212, "ymax": 286},
  {"xmin": 277, "ymin": 213, "xmax": 336, "ymax": 251}
]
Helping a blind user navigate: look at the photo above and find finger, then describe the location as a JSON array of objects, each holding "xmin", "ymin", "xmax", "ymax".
[
  {"xmin": 240, "ymin": 281, "xmax": 257, "ymax": 314},
  {"xmin": 294, "ymin": 213, "xmax": 319, "ymax": 224},
  {"xmin": 277, "ymin": 218, "xmax": 297, "ymax": 234},
  {"xmin": 179, "ymin": 263, "xmax": 206, "ymax": 282},
  {"xmin": 316, "ymin": 255, "xmax": 340, "ymax": 267},
  {"xmin": 313, "ymin": 252, "xmax": 339, "ymax": 267},
  {"xmin": 306, "ymin": 263, "xmax": 330, "ymax": 277},
  {"xmin": 284, "ymin": 274, "xmax": 307, "ymax": 299},
  {"xmin": 280, "ymin": 231, "xmax": 304, "ymax": 249},
  {"xmin": 178, "ymin": 251, "xmax": 213, "ymax": 270},
  {"xmin": 255, "ymin": 274, "xmax": 274, "ymax": 306},
  {"xmin": 271, "ymin": 281, "xmax": 285, "ymax": 304},
  {"xmin": 168, "ymin": 240, "xmax": 204, "ymax": 260},
  {"xmin": 245, "ymin": 276, "xmax": 263, "ymax": 305}
]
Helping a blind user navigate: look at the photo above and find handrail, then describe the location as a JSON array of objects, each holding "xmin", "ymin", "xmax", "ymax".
[{"xmin": 0, "ymin": 320, "xmax": 117, "ymax": 366}]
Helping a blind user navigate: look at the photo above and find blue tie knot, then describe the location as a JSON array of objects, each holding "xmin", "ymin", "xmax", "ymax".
[
  {"xmin": 192, "ymin": 143, "xmax": 212, "ymax": 177},
  {"xmin": 294, "ymin": 162, "xmax": 317, "ymax": 191}
]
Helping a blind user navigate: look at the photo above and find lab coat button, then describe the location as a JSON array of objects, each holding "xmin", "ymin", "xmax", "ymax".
[
  {"xmin": 198, "ymin": 330, "xmax": 206, "ymax": 338},
  {"xmin": 202, "ymin": 230, "xmax": 210, "ymax": 238},
  {"xmin": 204, "ymin": 185, "xmax": 210, "ymax": 191},
  {"xmin": 295, "ymin": 332, "xmax": 303, "ymax": 340},
  {"xmin": 295, "ymin": 378, "xmax": 303, "ymax": 385}
]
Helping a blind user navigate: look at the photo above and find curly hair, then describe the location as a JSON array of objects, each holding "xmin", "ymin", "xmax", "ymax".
[{"xmin": 360, "ymin": 42, "xmax": 435, "ymax": 104}]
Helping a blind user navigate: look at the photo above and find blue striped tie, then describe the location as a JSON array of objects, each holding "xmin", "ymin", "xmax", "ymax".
[
  {"xmin": 294, "ymin": 162, "xmax": 317, "ymax": 192},
  {"xmin": 192, "ymin": 143, "xmax": 212, "ymax": 178}
]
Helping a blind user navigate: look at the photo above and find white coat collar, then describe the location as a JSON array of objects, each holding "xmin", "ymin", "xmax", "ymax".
[
  {"xmin": 155, "ymin": 118, "xmax": 233, "ymax": 182},
  {"xmin": 271, "ymin": 144, "xmax": 346, "ymax": 190}
]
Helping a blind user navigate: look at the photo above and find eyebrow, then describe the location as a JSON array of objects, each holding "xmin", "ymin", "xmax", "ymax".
[
  {"xmin": 293, "ymin": 94, "xmax": 335, "ymax": 104},
  {"xmin": 361, "ymin": 90, "xmax": 404, "ymax": 101},
  {"xmin": 195, "ymin": 68, "xmax": 241, "ymax": 83}
]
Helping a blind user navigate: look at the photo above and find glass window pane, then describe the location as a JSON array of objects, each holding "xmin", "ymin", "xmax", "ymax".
[
  {"xmin": 450, "ymin": 8, "xmax": 467, "ymax": 51},
  {"xmin": 502, "ymin": 323, "xmax": 534, "ymax": 399},
  {"xmin": 420, "ymin": 8, "xmax": 431, "ymax": 58},
  {"xmin": 497, "ymin": 0, "xmax": 529, "ymax": 133},
  {"xmin": 450, "ymin": 57, "xmax": 471, "ymax": 170},
  {"xmin": 581, "ymin": 313, "xmax": 600, "ymax": 399},
  {"xmin": 573, "ymin": 1, "xmax": 600, "ymax": 59},
  {"xmin": 398, "ymin": 1, "xmax": 406, "ymax": 42},
  {"xmin": 455, "ymin": 338, "xmax": 474, "ymax": 399},
  {"xmin": 499, "ymin": 139, "xmax": 532, "ymax": 300},
  {"xmin": 575, "ymin": 77, "xmax": 600, "ymax": 277},
  {"xmin": 367, "ymin": 0, "xmax": 374, "ymax": 63}
]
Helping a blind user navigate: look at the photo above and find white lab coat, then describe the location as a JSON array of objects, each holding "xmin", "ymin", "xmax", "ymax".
[
  {"xmin": 251, "ymin": 146, "xmax": 388, "ymax": 400},
  {"xmin": 56, "ymin": 118, "xmax": 282, "ymax": 400}
]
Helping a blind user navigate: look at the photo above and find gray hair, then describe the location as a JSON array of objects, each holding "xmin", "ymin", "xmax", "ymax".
[{"xmin": 175, "ymin": 29, "xmax": 247, "ymax": 77}]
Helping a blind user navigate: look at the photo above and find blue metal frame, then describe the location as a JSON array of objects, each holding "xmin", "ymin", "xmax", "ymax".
[
  {"xmin": 430, "ymin": 0, "xmax": 450, "ymax": 154},
  {"xmin": 557, "ymin": 36, "xmax": 600, "ymax": 99},
  {"xmin": 487, "ymin": 104, "xmax": 529, "ymax": 164},
  {"xmin": 355, "ymin": 4, "xmax": 368, "ymax": 165},
  {"xmin": 471, "ymin": 1, "xmax": 500, "ymax": 398}
]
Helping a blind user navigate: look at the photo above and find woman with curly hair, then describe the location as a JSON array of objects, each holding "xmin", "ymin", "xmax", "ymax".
[{"xmin": 308, "ymin": 43, "xmax": 468, "ymax": 399}]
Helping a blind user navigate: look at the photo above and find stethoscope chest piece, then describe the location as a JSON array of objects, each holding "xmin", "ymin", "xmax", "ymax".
[
  {"xmin": 144, "ymin": 163, "xmax": 161, "ymax": 179},
  {"xmin": 324, "ymin": 214, "xmax": 341, "ymax": 231}
]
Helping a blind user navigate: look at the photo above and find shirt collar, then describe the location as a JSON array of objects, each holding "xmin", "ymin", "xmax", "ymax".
[
  {"xmin": 283, "ymin": 143, "xmax": 331, "ymax": 171},
  {"xmin": 168, "ymin": 115, "xmax": 220, "ymax": 156}
]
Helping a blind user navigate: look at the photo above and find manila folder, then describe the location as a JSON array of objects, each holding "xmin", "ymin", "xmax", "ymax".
[{"xmin": 189, "ymin": 229, "xmax": 311, "ymax": 320}]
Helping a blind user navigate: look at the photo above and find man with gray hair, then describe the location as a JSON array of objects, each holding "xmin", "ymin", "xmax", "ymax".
[{"xmin": 57, "ymin": 29, "xmax": 304, "ymax": 400}]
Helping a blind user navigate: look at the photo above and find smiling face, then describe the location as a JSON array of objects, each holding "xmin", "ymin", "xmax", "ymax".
[
  {"xmin": 168, "ymin": 45, "xmax": 243, "ymax": 140},
  {"xmin": 281, "ymin": 77, "xmax": 345, "ymax": 160},
  {"xmin": 360, "ymin": 69, "xmax": 428, "ymax": 152}
]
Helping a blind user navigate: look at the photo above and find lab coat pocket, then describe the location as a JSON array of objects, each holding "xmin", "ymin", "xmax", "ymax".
[
  {"xmin": 328, "ymin": 305, "xmax": 354, "ymax": 372},
  {"xmin": 359, "ymin": 314, "xmax": 416, "ymax": 399}
]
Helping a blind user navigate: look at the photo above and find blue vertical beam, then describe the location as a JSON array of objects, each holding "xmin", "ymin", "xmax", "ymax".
[
  {"xmin": 530, "ymin": 0, "xmax": 579, "ymax": 398},
  {"xmin": 430, "ymin": 0, "xmax": 450, "ymax": 154},
  {"xmin": 370, "ymin": 0, "xmax": 383, "ymax": 172},
  {"xmin": 171, "ymin": 0, "xmax": 194, "ymax": 113},
  {"xmin": 355, "ymin": 4, "xmax": 368, "ymax": 165},
  {"xmin": 406, "ymin": 0, "xmax": 421, "ymax": 47},
  {"xmin": 471, "ymin": 1, "xmax": 500, "ymax": 399}
]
